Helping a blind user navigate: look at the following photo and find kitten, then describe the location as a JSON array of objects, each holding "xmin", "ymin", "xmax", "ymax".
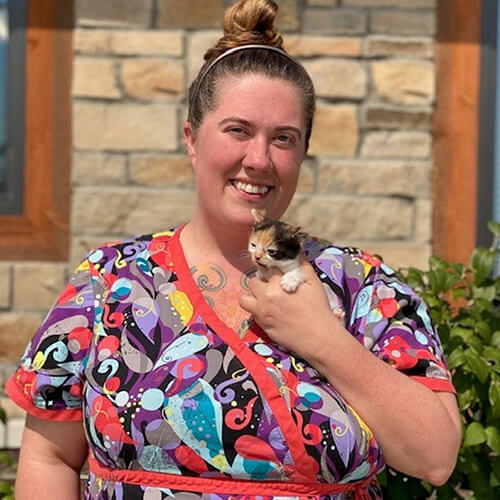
[{"xmin": 248, "ymin": 209, "xmax": 306, "ymax": 293}]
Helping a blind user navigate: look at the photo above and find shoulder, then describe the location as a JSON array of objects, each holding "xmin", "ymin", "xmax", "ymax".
[
  {"xmin": 304, "ymin": 236, "xmax": 394, "ymax": 288},
  {"xmin": 80, "ymin": 229, "xmax": 177, "ymax": 278}
]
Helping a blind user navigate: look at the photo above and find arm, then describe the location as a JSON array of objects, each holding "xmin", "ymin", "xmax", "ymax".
[
  {"xmin": 240, "ymin": 264, "xmax": 461, "ymax": 485},
  {"xmin": 15, "ymin": 415, "xmax": 88, "ymax": 500}
]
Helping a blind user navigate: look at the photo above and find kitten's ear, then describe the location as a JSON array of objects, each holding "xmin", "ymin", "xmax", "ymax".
[
  {"xmin": 293, "ymin": 227, "xmax": 307, "ymax": 244},
  {"xmin": 251, "ymin": 208, "xmax": 266, "ymax": 225}
]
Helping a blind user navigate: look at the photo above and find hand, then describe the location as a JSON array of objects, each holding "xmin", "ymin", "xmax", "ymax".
[{"xmin": 239, "ymin": 261, "xmax": 341, "ymax": 360}]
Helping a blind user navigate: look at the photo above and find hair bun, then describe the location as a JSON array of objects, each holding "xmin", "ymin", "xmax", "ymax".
[{"xmin": 204, "ymin": 0, "xmax": 283, "ymax": 60}]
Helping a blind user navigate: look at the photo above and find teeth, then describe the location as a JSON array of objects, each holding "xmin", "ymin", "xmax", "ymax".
[{"xmin": 234, "ymin": 181, "xmax": 270, "ymax": 195}]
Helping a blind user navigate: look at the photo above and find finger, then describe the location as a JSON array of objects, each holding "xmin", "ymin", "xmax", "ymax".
[{"xmin": 239, "ymin": 292, "xmax": 258, "ymax": 313}]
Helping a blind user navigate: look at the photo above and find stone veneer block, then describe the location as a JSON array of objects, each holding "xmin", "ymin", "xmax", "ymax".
[
  {"xmin": 72, "ymin": 57, "xmax": 120, "ymax": 99},
  {"xmin": 74, "ymin": 30, "xmax": 184, "ymax": 56},
  {"xmin": 308, "ymin": 104, "xmax": 359, "ymax": 157},
  {"xmin": 372, "ymin": 59, "xmax": 434, "ymax": 105},
  {"xmin": 304, "ymin": 59, "xmax": 366, "ymax": 99},
  {"xmin": 157, "ymin": 0, "xmax": 225, "ymax": 29},
  {"xmin": 120, "ymin": 58, "xmax": 185, "ymax": 100},
  {"xmin": 0, "ymin": 313, "xmax": 44, "ymax": 364},
  {"xmin": 364, "ymin": 36, "xmax": 433, "ymax": 58},
  {"xmin": 415, "ymin": 198, "xmax": 432, "ymax": 242},
  {"xmin": 73, "ymin": 153, "xmax": 127, "ymax": 186},
  {"xmin": 13, "ymin": 263, "xmax": 67, "ymax": 310},
  {"xmin": 344, "ymin": 0, "xmax": 435, "ymax": 6},
  {"xmin": 6, "ymin": 417, "xmax": 26, "ymax": 449},
  {"xmin": 0, "ymin": 264, "xmax": 10, "ymax": 309},
  {"xmin": 361, "ymin": 104, "xmax": 432, "ymax": 130},
  {"xmin": 308, "ymin": 0, "xmax": 338, "ymax": 6},
  {"xmin": 361, "ymin": 131, "xmax": 431, "ymax": 158},
  {"xmin": 357, "ymin": 243, "xmax": 431, "ymax": 270},
  {"xmin": 274, "ymin": 0, "xmax": 300, "ymax": 31},
  {"xmin": 296, "ymin": 159, "xmax": 316, "ymax": 193},
  {"xmin": 285, "ymin": 195, "xmax": 413, "ymax": 240},
  {"xmin": 74, "ymin": 103, "xmax": 178, "ymax": 151},
  {"xmin": 285, "ymin": 35, "xmax": 361, "ymax": 57},
  {"xmin": 72, "ymin": 188, "xmax": 196, "ymax": 236},
  {"xmin": 110, "ymin": 31, "xmax": 183, "ymax": 56},
  {"xmin": 130, "ymin": 155, "xmax": 194, "ymax": 187},
  {"xmin": 304, "ymin": 8, "xmax": 367, "ymax": 35},
  {"xmin": 76, "ymin": 0, "xmax": 152, "ymax": 28},
  {"xmin": 317, "ymin": 159, "xmax": 430, "ymax": 197},
  {"xmin": 187, "ymin": 31, "xmax": 220, "ymax": 84},
  {"xmin": 370, "ymin": 9, "xmax": 435, "ymax": 36}
]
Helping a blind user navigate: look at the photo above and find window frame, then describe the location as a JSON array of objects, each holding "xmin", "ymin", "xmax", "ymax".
[
  {"xmin": 0, "ymin": 0, "xmax": 73, "ymax": 260},
  {"xmin": 433, "ymin": 0, "xmax": 481, "ymax": 264}
]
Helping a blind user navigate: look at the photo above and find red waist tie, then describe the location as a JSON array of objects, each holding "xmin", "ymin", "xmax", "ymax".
[{"xmin": 89, "ymin": 456, "xmax": 376, "ymax": 498}]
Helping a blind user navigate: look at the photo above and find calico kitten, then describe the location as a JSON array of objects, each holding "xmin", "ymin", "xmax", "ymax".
[{"xmin": 248, "ymin": 209, "xmax": 306, "ymax": 292}]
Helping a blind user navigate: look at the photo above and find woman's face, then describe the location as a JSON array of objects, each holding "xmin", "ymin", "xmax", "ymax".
[{"xmin": 184, "ymin": 73, "xmax": 307, "ymax": 230}]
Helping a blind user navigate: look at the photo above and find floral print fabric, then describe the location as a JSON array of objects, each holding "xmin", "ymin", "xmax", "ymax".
[{"xmin": 7, "ymin": 226, "xmax": 455, "ymax": 500}]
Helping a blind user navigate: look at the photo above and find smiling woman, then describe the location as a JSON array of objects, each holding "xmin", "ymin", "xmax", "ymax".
[{"xmin": 7, "ymin": 1, "xmax": 461, "ymax": 499}]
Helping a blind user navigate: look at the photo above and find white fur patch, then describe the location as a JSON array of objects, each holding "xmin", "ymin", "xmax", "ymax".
[{"xmin": 280, "ymin": 267, "xmax": 304, "ymax": 293}]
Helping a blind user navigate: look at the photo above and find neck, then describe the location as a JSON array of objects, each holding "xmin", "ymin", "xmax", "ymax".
[{"xmin": 181, "ymin": 210, "xmax": 253, "ymax": 271}]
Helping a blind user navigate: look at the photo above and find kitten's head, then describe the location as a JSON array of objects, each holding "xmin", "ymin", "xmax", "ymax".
[{"xmin": 248, "ymin": 209, "xmax": 305, "ymax": 270}]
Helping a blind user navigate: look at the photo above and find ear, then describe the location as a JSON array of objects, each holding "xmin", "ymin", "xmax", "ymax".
[
  {"xmin": 293, "ymin": 227, "xmax": 307, "ymax": 244},
  {"xmin": 183, "ymin": 121, "xmax": 197, "ymax": 167},
  {"xmin": 251, "ymin": 208, "xmax": 267, "ymax": 225}
]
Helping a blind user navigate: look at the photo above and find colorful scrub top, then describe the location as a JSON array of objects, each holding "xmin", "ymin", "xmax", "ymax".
[{"xmin": 7, "ymin": 226, "xmax": 455, "ymax": 500}]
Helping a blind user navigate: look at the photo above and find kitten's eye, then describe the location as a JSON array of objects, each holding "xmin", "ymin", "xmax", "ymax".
[
  {"xmin": 267, "ymin": 249, "xmax": 278, "ymax": 257},
  {"xmin": 249, "ymin": 242, "xmax": 256, "ymax": 249}
]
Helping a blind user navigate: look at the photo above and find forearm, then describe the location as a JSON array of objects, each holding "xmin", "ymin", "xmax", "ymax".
[
  {"xmin": 16, "ymin": 454, "xmax": 82, "ymax": 500},
  {"xmin": 308, "ymin": 315, "xmax": 461, "ymax": 485}
]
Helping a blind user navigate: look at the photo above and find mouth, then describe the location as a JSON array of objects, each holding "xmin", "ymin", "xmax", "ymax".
[{"xmin": 231, "ymin": 180, "xmax": 272, "ymax": 197}]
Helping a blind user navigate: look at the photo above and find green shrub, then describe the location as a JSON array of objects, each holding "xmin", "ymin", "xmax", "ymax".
[{"xmin": 379, "ymin": 221, "xmax": 500, "ymax": 499}]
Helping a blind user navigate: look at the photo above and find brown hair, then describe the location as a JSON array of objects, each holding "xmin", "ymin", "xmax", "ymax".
[{"xmin": 187, "ymin": 0, "xmax": 315, "ymax": 150}]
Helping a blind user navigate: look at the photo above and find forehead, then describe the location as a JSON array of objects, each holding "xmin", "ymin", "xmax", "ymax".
[
  {"xmin": 251, "ymin": 225, "xmax": 277, "ymax": 246},
  {"xmin": 209, "ymin": 73, "xmax": 305, "ymax": 126}
]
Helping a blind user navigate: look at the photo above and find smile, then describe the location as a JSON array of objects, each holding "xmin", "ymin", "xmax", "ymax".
[{"xmin": 232, "ymin": 181, "xmax": 270, "ymax": 195}]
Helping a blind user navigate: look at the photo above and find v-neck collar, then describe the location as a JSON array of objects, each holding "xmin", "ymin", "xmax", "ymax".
[{"xmin": 168, "ymin": 224, "xmax": 268, "ymax": 344}]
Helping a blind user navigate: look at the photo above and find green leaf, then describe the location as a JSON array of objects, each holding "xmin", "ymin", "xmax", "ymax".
[
  {"xmin": 447, "ymin": 348, "xmax": 466, "ymax": 369},
  {"xmin": 488, "ymin": 220, "xmax": 500, "ymax": 237},
  {"xmin": 471, "ymin": 247, "xmax": 496, "ymax": 286},
  {"xmin": 0, "ymin": 407, "xmax": 6, "ymax": 425},
  {"xmin": 491, "ymin": 331, "xmax": 500, "ymax": 348},
  {"xmin": 464, "ymin": 421, "xmax": 487, "ymax": 446},
  {"xmin": 477, "ymin": 321, "xmax": 492, "ymax": 343},
  {"xmin": 485, "ymin": 426, "xmax": 500, "ymax": 453},
  {"xmin": 472, "ymin": 285, "xmax": 497, "ymax": 302},
  {"xmin": 489, "ymin": 377, "xmax": 500, "ymax": 418},
  {"xmin": 464, "ymin": 350, "xmax": 490, "ymax": 383},
  {"xmin": 450, "ymin": 327, "xmax": 474, "ymax": 343}
]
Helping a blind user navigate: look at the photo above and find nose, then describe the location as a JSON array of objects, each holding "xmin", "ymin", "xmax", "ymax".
[{"xmin": 242, "ymin": 136, "xmax": 272, "ymax": 171}]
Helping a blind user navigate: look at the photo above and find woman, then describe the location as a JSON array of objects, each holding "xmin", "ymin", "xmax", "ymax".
[{"xmin": 8, "ymin": 0, "xmax": 461, "ymax": 498}]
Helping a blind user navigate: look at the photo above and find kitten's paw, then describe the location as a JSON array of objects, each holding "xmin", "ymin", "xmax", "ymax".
[{"xmin": 280, "ymin": 270, "xmax": 303, "ymax": 293}]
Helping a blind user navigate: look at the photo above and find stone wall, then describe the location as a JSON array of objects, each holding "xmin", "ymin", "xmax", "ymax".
[{"xmin": 0, "ymin": 0, "xmax": 437, "ymax": 445}]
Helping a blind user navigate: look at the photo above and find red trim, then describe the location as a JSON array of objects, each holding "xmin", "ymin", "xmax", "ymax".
[
  {"xmin": 167, "ymin": 227, "xmax": 319, "ymax": 482},
  {"xmin": 410, "ymin": 375, "xmax": 456, "ymax": 394},
  {"xmin": 89, "ymin": 456, "xmax": 374, "ymax": 495},
  {"xmin": 5, "ymin": 375, "xmax": 83, "ymax": 422}
]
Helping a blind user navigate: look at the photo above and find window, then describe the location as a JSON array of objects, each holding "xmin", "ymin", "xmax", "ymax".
[
  {"xmin": 0, "ymin": 0, "xmax": 25, "ymax": 214},
  {"xmin": 0, "ymin": 0, "xmax": 73, "ymax": 261}
]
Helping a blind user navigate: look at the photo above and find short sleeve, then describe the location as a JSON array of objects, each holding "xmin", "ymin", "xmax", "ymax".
[
  {"xmin": 349, "ymin": 254, "xmax": 455, "ymax": 394},
  {"xmin": 6, "ymin": 255, "xmax": 98, "ymax": 421}
]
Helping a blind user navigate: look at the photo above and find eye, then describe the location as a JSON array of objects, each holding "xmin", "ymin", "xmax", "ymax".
[
  {"xmin": 226, "ymin": 126, "xmax": 248, "ymax": 138},
  {"xmin": 274, "ymin": 134, "xmax": 296, "ymax": 147},
  {"xmin": 267, "ymin": 249, "xmax": 278, "ymax": 257},
  {"xmin": 249, "ymin": 242, "xmax": 256, "ymax": 249}
]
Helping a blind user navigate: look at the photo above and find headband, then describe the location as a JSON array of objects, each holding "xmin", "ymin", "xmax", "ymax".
[{"xmin": 189, "ymin": 43, "xmax": 304, "ymax": 119}]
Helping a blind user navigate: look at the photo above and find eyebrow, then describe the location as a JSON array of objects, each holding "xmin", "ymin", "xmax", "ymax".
[{"xmin": 217, "ymin": 117, "xmax": 302, "ymax": 138}]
